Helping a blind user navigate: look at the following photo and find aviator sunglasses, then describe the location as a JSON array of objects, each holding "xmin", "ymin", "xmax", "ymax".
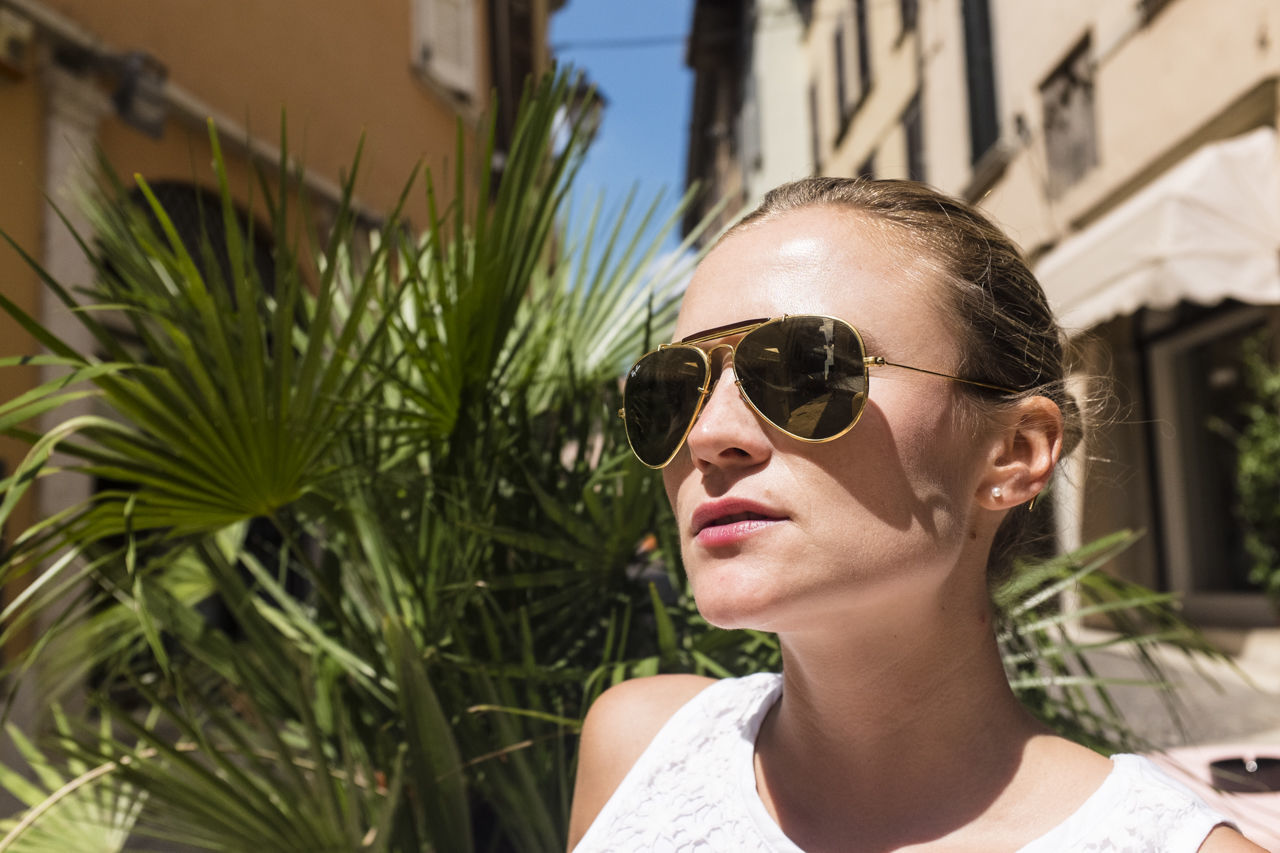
[{"xmin": 620, "ymin": 314, "xmax": 1018, "ymax": 469}]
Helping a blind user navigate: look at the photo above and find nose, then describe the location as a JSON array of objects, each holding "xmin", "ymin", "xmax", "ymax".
[{"xmin": 684, "ymin": 358, "xmax": 773, "ymax": 470}]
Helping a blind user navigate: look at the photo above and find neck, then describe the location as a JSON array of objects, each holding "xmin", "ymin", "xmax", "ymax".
[{"xmin": 756, "ymin": 587, "xmax": 1050, "ymax": 849}]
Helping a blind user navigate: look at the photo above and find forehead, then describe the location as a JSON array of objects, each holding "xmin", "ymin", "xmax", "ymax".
[{"xmin": 675, "ymin": 207, "xmax": 947, "ymax": 351}]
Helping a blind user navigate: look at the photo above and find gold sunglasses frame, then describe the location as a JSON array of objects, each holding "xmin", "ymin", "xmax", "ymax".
[{"xmin": 619, "ymin": 314, "xmax": 1018, "ymax": 469}]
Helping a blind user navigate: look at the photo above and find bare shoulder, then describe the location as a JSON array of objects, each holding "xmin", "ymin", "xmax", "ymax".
[
  {"xmin": 575, "ymin": 674, "xmax": 716, "ymax": 772},
  {"xmin": 565, "ymin": 674, "xmax": 715, "ymax": 850},
  {"xmin": 1023, "ymin": 733, "xmax": 1116, "ymax": 803},
  {"xmin": 1198, "ymin": 824, "xmax": 1271, "ymax": 852}
]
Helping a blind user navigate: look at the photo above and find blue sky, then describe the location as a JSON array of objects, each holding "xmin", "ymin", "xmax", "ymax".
[{"xmin": 550, "ymin": 0, "xmax": 695, "ymax": 250}]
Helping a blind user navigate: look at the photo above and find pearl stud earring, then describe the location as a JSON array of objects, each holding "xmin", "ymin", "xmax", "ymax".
[{"xmin": 991, "ymin": 486, "xmax": 1003, "ymax": 500}]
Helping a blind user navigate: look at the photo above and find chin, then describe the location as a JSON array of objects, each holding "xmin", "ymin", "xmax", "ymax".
[
  {"xmin": 689, "ymin": 579, "xmax": 786, "ymax": 632},
  {"xmin": 694, "ymin": 605, "xmax": 762, "ymax": 632}
]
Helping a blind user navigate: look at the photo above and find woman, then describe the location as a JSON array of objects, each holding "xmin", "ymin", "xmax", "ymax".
[{"xmin": 567, "ymin": 179, "xmax": 1264, "ymax": 852}]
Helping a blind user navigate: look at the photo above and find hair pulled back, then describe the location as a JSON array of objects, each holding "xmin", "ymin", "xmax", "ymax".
[{"xmin": 730, "ymin": 177, "xmax": 1082, "ymax": 585}]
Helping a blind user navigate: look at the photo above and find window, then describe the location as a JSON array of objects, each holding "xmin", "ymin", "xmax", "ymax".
[
  {"xmin": 853, "ymin": 0, "xmax": 871, "ymax": 99},
  {"xmin": 1040, "ymin": 36, "xmax": 1098, "ymax": 198},
  {"xmin": 127, "ymin": 182, "xmax": 276, "ymax": 295},
  {"xmin": 834, "ymin": 0, "xmax": 872, "ymax": 136},
  {"xmin": 902, "ymin": 91, "xmax": 924, "ymax": 182},
  {"xmin": 740, "ymin": 72, "xmax": 762, "ymax": 172},
  {"xmin": 834, "ymin": 27, "xmax": 849, "ymax": 124},
  {"xmin": 489, "ymin": 0, "xmax": 535, "ymax": 153},
  {"xmin": 899, "ymin": 0, "xmax": 918, "ymax": 34},
  {"xmin": 960, "ymin": 0, "xmax": 999, "ymax": 166},
  {"xmin": 794, "ymin": 0, "xmax": 816, "ymax": 29},
  {"xmin": 1147, "ymin": 305, "xmax": 1276, "ymax": 624},
  {"xmin": 1138, "ymin": 0, "xmax": 1175, "ymax": 23},
  {"xmin": 857, "ymin": 152, "xmax": 875, "ymax": 180},
  {"xmin": 809, "ymin": 82, "xmax": 821, "ymax": 173},
  {"xmin": 410, "ymin": 0, "xmax": 478, "ymax": 100}
]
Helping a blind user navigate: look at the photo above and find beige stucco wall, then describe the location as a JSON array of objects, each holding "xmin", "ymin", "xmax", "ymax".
[
  {"xmin": 37, "ymin": 0, "xmax": 499, "ymax": 224},
  {"xmin": 810, "ymin": 0, "xmax": 921, "ymax": 178},
  {"xmin": 746, "ymin": 0, "xmax": 810, "ymax": 201},
  {"xmin": 980, "ymin": 0, "xmax": 1280, "ymax": 254},
  {"xmin": 915, "ymin": 3, "xmax": 969, "ymax": 193}
]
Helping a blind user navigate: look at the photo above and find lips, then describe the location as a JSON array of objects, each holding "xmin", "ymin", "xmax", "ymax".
[{"xmin": 692, "ymin": 499, "xmax": 787, "ymax": 535}]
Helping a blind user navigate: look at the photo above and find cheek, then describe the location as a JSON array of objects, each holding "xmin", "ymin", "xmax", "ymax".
[
  {"xmin": 661, "ymin": 460, "xmax": 688, "ymax": 514},
  {"xmin": 817, "ymin": 396, "xmax": 978, "ymax": 534},
  {"xmin": 889, "ymin": 397, "xmax": 987, "ymax": 528}
]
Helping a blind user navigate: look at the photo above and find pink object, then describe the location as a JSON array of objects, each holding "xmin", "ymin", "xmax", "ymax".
[{"xmin": 1147, "ymin": 744, "xmax": 1280, "ymax": 848}]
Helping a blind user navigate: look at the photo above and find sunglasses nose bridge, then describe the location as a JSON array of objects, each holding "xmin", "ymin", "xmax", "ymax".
[
  {"xmin": 704, "ymin": 341, "xmax": 735, "ymax": 362},
  {"xmin": 701, "ymin": 341, "xmax": 742, "ymax": 396}
]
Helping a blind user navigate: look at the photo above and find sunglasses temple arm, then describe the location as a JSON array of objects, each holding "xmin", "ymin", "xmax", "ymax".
[{"xmin": 865, "ymin": 357, "xmax": 1017, "ymax": 395}]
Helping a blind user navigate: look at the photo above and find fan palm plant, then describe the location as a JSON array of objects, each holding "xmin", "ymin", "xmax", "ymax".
[
  {"xmin": 0, "ymin": 70, "xmax": 1232, "ymax": 851},
  {"xmin": 0, "ymin": 70, "xmax": 717, "ymax": 851}
]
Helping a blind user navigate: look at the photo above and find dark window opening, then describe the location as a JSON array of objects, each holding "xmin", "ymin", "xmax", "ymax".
[
  {"xmin": 961, "ymin": 0, "xmax": 999, "ymax": 166},
  {"xmin": 834, "ymin": 27, "xmax": 849, "ymax": 124},
  {"xmin": 857, "ymin": 152, "xmax": 876, "ymax": 180},
  {"xmin": 835, "ymin": 0, "xmax": 873, "ymax": 140},
  {"xmin": 899, "ymin": 0, "xmax": 918, "ymax": 33},
  {"xmin": 1041, "ymin": 36, "xmax": 1099, "ymax": 198},
  {"xmin": 793, "ymin": 0, "xmax": 816, "ymax": 29},
  {"xmin": 902, "ymin": 91, "xmax": 925, "ymax": 182},
  {"xmin": 1138, "ymin": 0, "xmax": 1175, "ymax": 23},
  {"xmin": 809, "ymin": 82, "xmax": 822, "ymax": 173},
  {"xmin": 853, "ymin": 0, "xmax": 871, "ymax": 99},
  {"xmin": 126, "ymin": 182, "xmax": 275, "ymax": 299},
  {"xmin": 488, "ymin": 0, "xmax": 535, "ymax": 186},
  {"xmin": 1147, "ymin": 307, "xmax": 1271, "ymax": 595}
]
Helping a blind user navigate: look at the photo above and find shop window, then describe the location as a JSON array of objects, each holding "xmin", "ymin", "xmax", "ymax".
[
  {"xmin": 1040, "ymin": 36, "xmax": 1098, "ymax": 198},
  {"xmin": 1147, "ymin": 305, "xmax": 1276, "ymax": 624}
]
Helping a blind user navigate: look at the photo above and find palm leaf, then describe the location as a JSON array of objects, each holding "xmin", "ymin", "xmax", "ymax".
[
  {"xmin": 996, "ymin": 529, "xmax": 1233, "ymax": 752},
  {"xmin": 0, "ymin": 710, "xmax": 143, "ymax": 853}
]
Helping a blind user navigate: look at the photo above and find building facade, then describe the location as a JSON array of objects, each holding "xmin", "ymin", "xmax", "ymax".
[
  {"xmin": 0, "ymin": 0, "xmax": 561, "ymax": 649},
  {"xmin": 685, "ymin": 0, "xmax": 1280, "ymax": 627}
]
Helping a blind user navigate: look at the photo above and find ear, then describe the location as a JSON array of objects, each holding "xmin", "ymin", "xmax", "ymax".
[{"xmin": 976, "ymin": 396, "xmax": 1064, "ymax": 510}]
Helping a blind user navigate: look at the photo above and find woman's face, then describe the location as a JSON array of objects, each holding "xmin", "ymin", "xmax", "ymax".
[{"xmin": 662, "ymin": 207, "xmax": 1000, "ymax": 635}]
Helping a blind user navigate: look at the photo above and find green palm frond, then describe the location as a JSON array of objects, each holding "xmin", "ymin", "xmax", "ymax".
[
  {"xmin": 997, "ymin": 529, "xmax": 1233, "ymax": 752},
  {"xmin": 0, "ymin": 710, "xmax": 142, "ymax": 853},
  {"xmin": 1, "ymin": 68, "xmax": 715, "ymax": 852}
]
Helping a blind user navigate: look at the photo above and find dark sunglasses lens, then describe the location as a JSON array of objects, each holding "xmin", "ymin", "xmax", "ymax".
[
  {"xmin": 624, "ymin": 348, "xmax": 708, "ymax": 466},
  {"xmin": 734, "ymin": 317, "xmax": 868, "ymax": 440}
]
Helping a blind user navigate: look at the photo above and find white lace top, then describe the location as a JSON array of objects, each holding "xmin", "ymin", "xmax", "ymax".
[{"xmin": 573, "ymin": 673, "xmax": 1232, "ymax": 852}]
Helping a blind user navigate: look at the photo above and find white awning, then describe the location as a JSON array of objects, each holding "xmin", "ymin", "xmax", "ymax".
[{"xmin": 1035, "ymin": 127, "xmax": 1280, "ymax": 331}]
